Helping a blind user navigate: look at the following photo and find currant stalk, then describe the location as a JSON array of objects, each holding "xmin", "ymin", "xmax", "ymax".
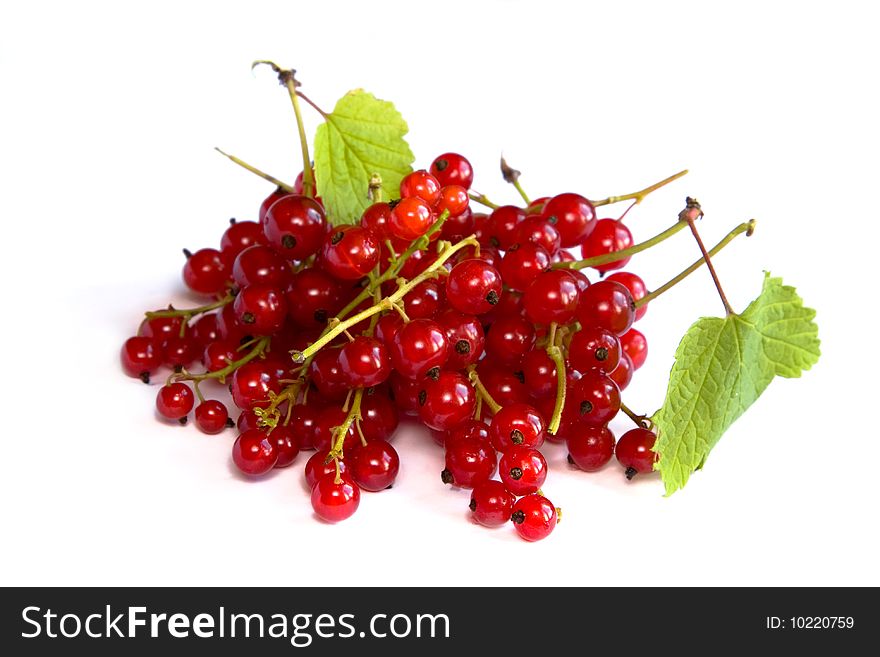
[
  {"xmin": 545, "ymin": 322, "xmax": 567, "ymax": 435},
  {"xmin": 144, "ymin": 294, "xmax": 233, "ymax": 322},
  {"xmin": 500, "ymin": 156, "xmax": 530, "ymax": 205},
  {"xmin": 680, "ymin": 198, "xmax": 734, "ymax": 315},
  {"xmin": 214, "ymin": 148, "xmax": 295, "ymax": 193},
  {"xmin": 468, "ymin": 191, "xmax": 500, "ymax": 210},
  {"xmin": 620, "ymin": 402, "xmax": 652, "ymax": 430},
  {"xmin": 170, "ymin": 336, "xmax": 271, "ymax": 386},
  {"xmin": 466, "ymin": 365, "xmax": 502, "ymax": 414},
  {"xmin": 553, "ymin": 218, "xmax": 689, "ymax": 270},
  {"xmin": 327, "ymin": 387, "xmax": 364, "ymax": 465},
  {"xmin": 591, "ymin": 169, "xmax": 689, "ymax": 207}
]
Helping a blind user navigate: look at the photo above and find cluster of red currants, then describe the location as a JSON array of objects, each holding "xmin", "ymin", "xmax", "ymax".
[{"xmin": 121, "ymin": 152, "xmax": 658, "ymax": 542}]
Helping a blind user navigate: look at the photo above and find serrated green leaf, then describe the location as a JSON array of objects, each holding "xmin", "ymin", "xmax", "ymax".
[
  {"xmin": 313, "ymin": 89, "xmax": 414, "ymax": 225},
  {"xmin": 653, "ymin": 273, "xmax": 820, "ymax": 495}
]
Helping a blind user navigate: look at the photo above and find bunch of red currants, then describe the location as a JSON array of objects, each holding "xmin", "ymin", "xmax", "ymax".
[{"xmin": 121, "ymin": 152, "xmax": 658, "ymax": 542}]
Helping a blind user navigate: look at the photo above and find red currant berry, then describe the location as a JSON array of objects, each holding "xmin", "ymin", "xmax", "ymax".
[
  {"xmin": 569, "ymin": 371, "xmax": 621, "ymax": 426},
  {"xmin": 375, "ymin": 313, "xmax": 404, "ymax": 351},
  {"xmin": 215, "ymin": 304, "xmax": 248, "ymax": 343},
  {"xmin": 320, "ymin": 226, "xmax": 380, "ymax": 281},
  {"xmin": 232, "ymin": 429, "xmax": 278, "ymax": 476},
  {"xmin": 194, "ymin": 400, "xmax": 230, "ymax": 434},
  {"xmin": 263, "ymin": 194, "xmax": 326, "ymax": 260},
  {"xmin": 568, "ymin": 325, "xmax": 621, "ymax": 373},
  {"xmin": 288, "ymin": 403, "xmax": 322, "ymax": 450},
  {"xmin": 477, "ymin": 363, "xmax": 529, "ymax": 411},
  {"xmin": 580, "ymin": 219, "xmax": 633, "ymax": 273},
  {"xmin": 400, "ymin": 169, "xmax": 442, "ymax": 205},
  {"xmin": 285, "ymin": 268, "xmax": 344, "ymax": 329},
  {"xmin": 435, "ymin": 184, "xmax": 469, "ymax": 216},
  {"xmin": 338, "ymin": 336, "xmax": 391, "ymax": 388},
  {"xmin": 469, "ymin": 480, "xmax": 515, "ymax": 528},
  {"xmin": 620, "ymin": 328, "xmax": 648, "ymax": 370},
  {"xmin": 182, "ymin": 248, "xmax": 228, "ymax": 295},
  {"xmin": 359, "ymin": 389, "xmax": 399, "ymax": 442},
  {"xmin": 156, "ymin": 382, "xmax": 194, "ymax": 421},
  {"xmin": 349, "ymin": 439, "xmax": 400, "ymax": 491},
  {"xmin": 440, "ymin": 206, "xmax": 475, "ymax": 242},
  {"xmin": 233, "ymin": 284, "xmax": 287, "ymax": 335},
  {"xmin": 487, "ymin": 205, "xmax": 526, "ymax": 250},
  {"xmin": 576, "ymin": 280, "xmax": 635, "ymax": 336},
  {"xmin": 511, "ymin": 494, "xmax": 557, "ymax": 541},
  {"xmin": 446, "ymin": 259, "xmax": 502, "ymax": 314},
  {"xmin": 516, "ymin": 216, "xmax": 561, "ymax": 254},
  {"xmin": 389, "ymin": 197, "xmax": 435, "ymax": 241},
  {"xmin": 312, "ymin": 406, "xmax": 358, "ymax": 453},
  {"xmin": 499, "ymin": 242, "xmax": 551, "ymax": 292},
  {"xmin": 402, "ymin": 278, "xmax": 443, "ymax": 319},
  {"xmin": 437, "ymin": 309, "xmax": 485, "ymax": 369},
  {"xmin": 608, "ymin": 351, "xmax": 634, "ymax": 391},
  {"xmin": 389, "ymin": 371, "xmax": 422, "ymax": 416},
  {"xmin": 311, "ymin": 473, "xmax": 360, "ymax": 522},
  {"xmin": 266, "ymin": 425, "xmax": 298, "ymax": 468},
  {"xmin": 606, "ymin": 271, "xmax": 649, "ymax": 321},
  {"xmin": 230, "ymin": 361, "xmax": 282, "ymax": 410},
  {"xmin": 445, "ymin": 419, "xmax": 491, "ymax": 447},
  {"xmin": 259, "ymin": 187, "xmax": 291, "ymax": 223},
  {"xmin": 541, "ymin": 192, "xmax": 597, "ymax": 247},
  {"xmin": 523, "ymin": 270, "xmax": 581, "ymax": 326},
  {"xmin": 489, "ymin": 402, "xmax": 545, "ymax": 452},
  {"xmin": 360, "ymin": 202, "xmax": 394, "ymax": 240},
  {"xmin": 220, "ymin": 219, "xmax": 267, "ymax": 265},
  {"xmin": 567, "ymin": 425, "xmax": 615, "ymax": 471},
  {"xmin": 486, "ymin": 314, "xmax": 536, "ymax": 366},
  {"xmin": 389, "ymin": 319, "xmax": 448, "ymax": 380},
  {"xmin": 139, "ymin": 314, "xmax": 183, "ymax": 342},
  {"xmin": 232, "ymin": 245, "xmax": 290, "ymax": 289},
  {"xmin": 191, "ymin": 313, "xmax": 220, "ymax": 348},
  {"xmin": 418, "ymin": 370, "xmax": 476, "ymax": 432},
  {"xmin": 309, "ymin": 348, "xmax": 349, "ymax": 402},
  {"xmin": 500, "ymin": 446, "xmax": 548, "ymax": 496},
  {"xmin": 442, "ymin": 437, "xmax": 497, "ymax": 488},
  {"xmin": 201, "ymin": 337, "xmax": 237, "ymax": 372},
  {"xmin": 430, "ymin": 152, "xmax": 474, "ymax": 189},
  {"xmin": 616, "ymin": 428, "xmax": 657, "ymax": 479},
  {"xmin": 520, "ymin": 348, "xmax": 557, "ymax": 399},
  {"xmin": 304, "ymin": 449, "xmax": 348, "ymax": 488},
  {"xmin": 121, "ymin": 336, "xmax": 161, "ymax": 382},
  {"xmin": 160, "ymin": 335, "xmax": 197, "ymax": 369}
]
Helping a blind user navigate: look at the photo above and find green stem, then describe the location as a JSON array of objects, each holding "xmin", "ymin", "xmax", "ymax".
[
  {"xmin": 283, "ymin": 80, "xmax": 315, "ymax": 198},
  {"xmin": 512, "ymin": 179, "xmax": 530, "ymax": 205},
  {"xmin": 467, "ymin": 365, "xmax": 502, "ymax": 414},
  {"xmin": 291, "ymin": 234, "xmax": 479, "ymax": 364},
  {"xmin": 328, "ymin": 388, "xmax": 364, "ymax": 465},
  {"xmin": 546, "ymin": 325, "xmax": 567, "ymax": 435},
  {"xmin": 145, "ymin": 294, "xmax": 233, "ymax": 321},
  {"xmin": 591, "ymin": 169, "xmax": 689, "ymax": 207},
  {"xmin": 620, "ymin": 402, "xmax": 651, "ymax": 430},
  {"xmin": 553, "ymin": 220, "xmax": 688, "ymax": 270},
  {"xmin": 170, "ymin": 336, "xmax": 271, "ymax": 386},
  {"xmin": 468, "ymin": 191, "xmax": 500, "ymax": 210},
  {"xmin": 637, "ymin": 219, "xmax": 756, "ymax": 308},
  {"xmin": 215, "ymin": 148, "xmax": 295, "ymax": 193},
  {"xmin": 684, "ymin": 208, "xmax": 734, "ymax": 315}
]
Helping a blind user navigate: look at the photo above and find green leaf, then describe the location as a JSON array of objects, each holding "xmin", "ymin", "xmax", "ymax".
[
  {"xmin": 313, "ymin": 89, "xmax": 414, "ymax": 224},
  {"xmin": 652, "ymin": 273, "xmax": 820, "ymax": 495}
]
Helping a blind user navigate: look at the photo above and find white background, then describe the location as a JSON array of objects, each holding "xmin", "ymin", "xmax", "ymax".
[{"xmin": 1, "ymin": 0, "xmax": 877, "ymax": 587}]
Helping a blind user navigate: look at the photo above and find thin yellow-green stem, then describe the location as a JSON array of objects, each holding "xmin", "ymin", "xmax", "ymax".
[
  {"xmin": 553, "ymin": 220, "xmax": 688, "ymax": 270},
  {"xmin": 466, "ymin": 365, "xmax": 502, "ymax": 414},
  {"xmin": 214, "ymin": 148, "xmax": 295, "ymax": 192},
  {"xmin": 592, "ymin": 169, "xmax": 689, "ymax": 207}
]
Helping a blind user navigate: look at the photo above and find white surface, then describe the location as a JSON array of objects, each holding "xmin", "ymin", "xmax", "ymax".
[{"xmin": 1, "ymin": 0, "xmax": 878, "ymax": 587}]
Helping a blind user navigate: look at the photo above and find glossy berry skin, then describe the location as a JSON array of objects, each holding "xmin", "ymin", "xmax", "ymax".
[
  {"xmin": 338, "ymin": 336, "xmax": 391, "ymax": 387},
  {"xmin": 576, "ymin": 280, "xmax": 636, "ymax": 336},
  {"xmin": 389, "ymin": 319, "xmax": 448, "ymax": 380},
  {"xmin": 511, "ymin": 494, "xmax": 557, "ymax": 542},
  {"xmin": 230, "ymin": 361, "xmax": 282, "ymax": 410},
  {"xmin": 262, "ymin": 195, "xmax": 326, "ymax": 260},
  {"xmin": 286, "ymin": 268, "xmax": 344, "ymax": 329},
  {"xmin": 435, "ymin": 185, "xmax": 469, "ymax": 216},
  {"xmin": 446, "ymin": 259, "xmax": 503, "ymax": 315},
  {"xmin": 288, "ymin": 404, "xmax": 322, "ymax": 450},
  {"xmin": 215, "ymin": 304, "xmax": 248, "ymax": 343},
  {"xmin": 516, "ymin": 216, "xmax": 561, "ymax": 254},
  {"xmin": 121, "ymin": 336, "xmax": 161, "ymax": 381},
  {"xmin": 389, "ymin": 196, "xmax": 435, "ymax": 241},
  {"xmin": 183, "ymin": 248, "xmax": 228, "ymax": 295},
  {"xmin": 304, "ymin": 449, "xmax": 347, "ymax": 489},
  {"xmin": 437, "ymin": 310, "xmax": 484, "ymax": 370},
  {"xmin": 233, "ymin": 284, "xmax": 287, "ymax": 335},
  {"xmin": 442, "ymin": 437, "xmax": 497, "ymax": 489},
  {"xmin": 430, "ymin": 152, "xmax": 473, "ymax": 189},
  {"xmin": 389, "ymin": 372, "xmax": 422, "ymax": 416},
  {"xmin": 567, "ymin": 425, "xmax": 615, "ymax": 471},
  {"xmin": 541, "ymin": 192, "xmax": 597, "ymax": 247},
  {"xmin": 232, "ymin": 429, "xmax": 278, "ymax": 476},
  {"xmin": 620, "ymin": 328, "xmax": 648, "ymax": 370},
  {"xmin": 156, "ymin": 382, "xmax": 194, "ymax": 421},
  {"xmin": 469, "ymin": 480, "xmax": 515, "ymax": 528},
  {"xmin": 489, "ymin": 403, "xmax": 545, "ymax": 452},
  {"xmin": 580, "ymin": 219, "xmax": 634, "ymax": 274},
  {"xmin": 569, "ymin": 371, "xmax": 621, "ymax": 426},
  {"xmin": 375, "ymin": 313, "xmax": 404, "ymax": 351},
  {"xmin": 320, "ymin": 226, "xmax": 380, "ymax": 281},
  {"xmin": 309, "ymin": 349, "xmax": 348, "ymax": 401},
  {"xmin": 349, "ymin": 440, "xmax": 400, "ymax": 491},
  {"xmin": 609, "ymin": 351, "xmax": 634, "ymax": 391},
  {"xmin": 500, "ymin": 446, "xmax": 548, "ymax": 496},
  {"xmin": 418, "ymin": 371, "xmax": 476, "ymax": 432},
  {"xmin": 400, "ymin": 169, "xmax": 442, "ymax": 205},
  {"xmin": 139, "ymin": 314, "xmax": 183, "ymax": 343},
  {"xmin": 477, "ymin": 363, "xmax": 529, "ymax": 410},
  {"xmin": 486, "ymin": 314, "xmax": 536, "ymax": 366},
  {"xmin": 259, "ymin": 187, "xmax": 292, "ymax": 223},
  {"xmin": 440, "ymin": 205, "xmax": 475, "ymax": 242},
  {"xmin": 616, "ymin": 428, "xmax": 657, "ymax": 479},
  {"xmin": 521, "ymin": 348, "xmax": 557, "ymax": 399},
  {"xmin": 220, "ymin": 220, "xmax": 267, "ymax": 265},
  {"xmin": 161, "ymin": 333, "xmax": 197, "ymax": 369},
  {"xmin": 445, "ymin": 419, "xmax": 491, "ymax": 447},
  {"xmin": 311, "ymin": 473, "xmax": 360, "ymax": 522},
  {"xmin": 607, "ymin": 272, "xmax": 649, "ymax": 321},
  {"xmin": 568, "ymin": 326, "xmax": 621, "ymax": 373},
  {"xmin": 487, "ymin": 205, "xmax": 526, "ymax": 250},
  {"xmin": 402, "ymin": 279, "xmax": 443, "ymax": 319},
  {"xmin": 359, "ymin": 390, "xmax": 399, "ymax": 442},
  {"xmin": 312, "ymin": 406, "xmax": 358, "ymax": 453},
  {"xmin": 191, "ymin": 313, "xmax": 220, "ymax": 347},
  {"xmin": 194, "ymin": 400, "xmax": 230, "ymax": 434},
  {"xmin": 360, "ymin": 202, "xmax": 394, "ymax": 240},
  {"xmin": 232, "ymin": 245, "xmax": 290, "ymax": 289},
  {"xmin": 499, "ymin": 243, "xmax": 551, "ymax": 291},
  {"xmin": 265, "ymin": 425, "xmax": 298, "ymax": 468},
  {"xmin": 523, "ymin": 270, "xmax": 581, "ymax": 326}
]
